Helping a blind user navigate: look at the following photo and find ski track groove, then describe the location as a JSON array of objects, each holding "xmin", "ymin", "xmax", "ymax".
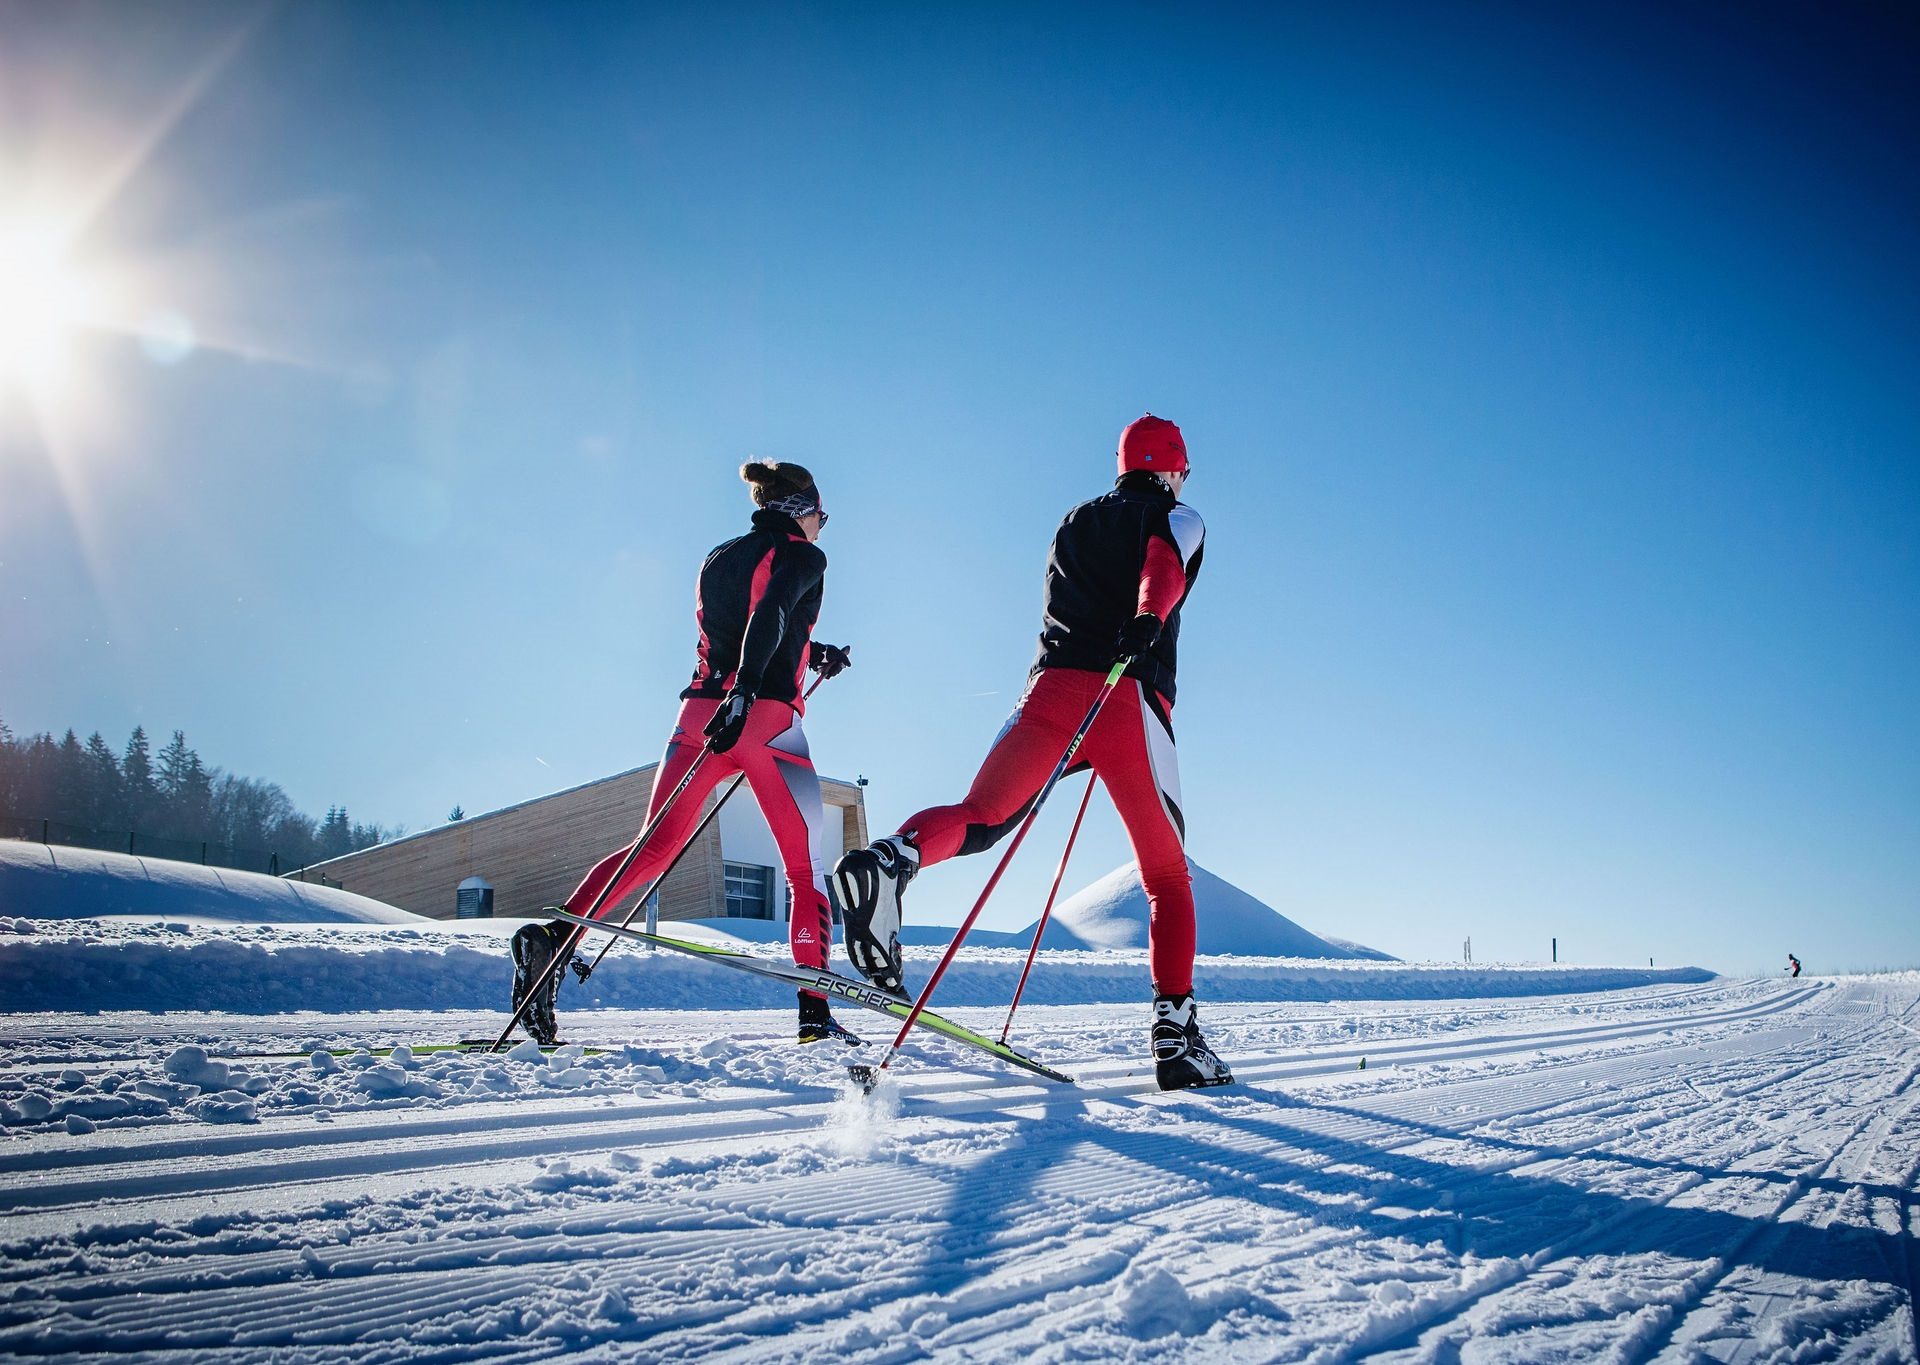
[
  {"xmin": 2, "ymin": 1018, "xmax": 1763, "ymax": 1355},
  {"xmin": 574, "ymin": 1011, "xmax": 1839, "ymax": 1362},
  {"xmin": 3, "ymin": 979, "xmax": 1912, "ymax": 1362},
  {"xmin": 1618, "ymin": 1042, "xmax": 1920, "ymax": 1363},
  {"xmin": 3, "ymin": 985, "xmax": 1820, "ymax": 1236},
  {"xmin": 1343, "ymin": 997, "xmax": 1916, "ymax": 1364},
  {"xmin": 1295, "ymin": 1006, "xmax": 1901, "ymax": 1363}
]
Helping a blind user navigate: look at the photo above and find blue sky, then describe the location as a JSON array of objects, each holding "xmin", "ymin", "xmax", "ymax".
[{"xmin": 2, "ymin": 2, "xmax": 1915, "ymax": 974}]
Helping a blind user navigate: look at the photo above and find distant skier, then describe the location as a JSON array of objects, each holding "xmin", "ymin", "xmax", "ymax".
[
  {"xmin": 1788, "ymin": 953, "xmax": 1801, "ymax": 978},
  {"xmin": 834, "ymin": 415, "xmax": 1231, "ymax": 1090},
  {"xmin": 512, "ymin": 461, "xmax": 856, "ymax": 1047}
]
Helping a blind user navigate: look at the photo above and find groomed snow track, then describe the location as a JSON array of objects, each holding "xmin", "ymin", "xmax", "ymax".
[{"xmin": 2, "ymin": 976, "xmax": 1916, "ymax": 1362}]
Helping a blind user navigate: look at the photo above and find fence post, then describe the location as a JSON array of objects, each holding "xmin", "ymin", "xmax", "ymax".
[
  {"xmin": 269, "ymin": 852, "xmax": 279, "ymax": 876},
  {"xmin": 42, "ymin": 820, "xmax": 49, "ymax": 844},
  {"xmin": 200, "ymin": 842, "xmax": 207, "ymax": 865},
  {"xmin": 128, "ymin": 831, "xmax": 136, "ymax": 855}
]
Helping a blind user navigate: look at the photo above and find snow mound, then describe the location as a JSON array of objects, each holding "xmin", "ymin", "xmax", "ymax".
[
  {"xmin": 0, "ymin": 916, "xmax": 1709, "ymax": 1014},
  {"xmin": 0, "ymin": 840, "xmax": 424, "ymax": 924},
  {"xmin": 1039, "ymin": 861, "xmax": 1393, "ymax": 960}
]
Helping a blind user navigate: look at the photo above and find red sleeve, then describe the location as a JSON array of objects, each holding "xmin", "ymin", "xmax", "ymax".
[{"xmin": 1136, "ymin": 535, "xmax": 1188, "ymax": 622}]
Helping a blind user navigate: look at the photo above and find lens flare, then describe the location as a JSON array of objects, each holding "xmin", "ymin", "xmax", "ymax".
[{"xmin": 0, "ymin": 220, "xmax": 98, "ymax": 394}]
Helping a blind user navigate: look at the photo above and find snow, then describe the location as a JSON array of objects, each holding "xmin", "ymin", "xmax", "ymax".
[
  {"xmin": 0, "ymin": 873, "xmax": 1909, "ymax": 1361},
  {"xmin": 0, "ymin": 913, "xmax": 1708, "ymax": 1014},
  {"xmin": 0, "ymin": 841, "xmax": 426, "ymax": 924},
  {"xmin": 1040, "ymin": 859, "xmax": 1394, "ymax": 958},
  {"xmin": 0, "ymin": 973, "xmax": 1913, "ymax": 1361}
]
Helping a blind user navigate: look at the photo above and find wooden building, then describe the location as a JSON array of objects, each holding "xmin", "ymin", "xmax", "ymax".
[{"xmin": 301, "ymin": 765, "xmax": 869, "ymax": 923}]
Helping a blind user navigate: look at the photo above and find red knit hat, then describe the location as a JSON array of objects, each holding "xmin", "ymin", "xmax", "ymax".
[{"xmin": 1117, "ymin": 414, "xmax": 1188, "ymax": 475}]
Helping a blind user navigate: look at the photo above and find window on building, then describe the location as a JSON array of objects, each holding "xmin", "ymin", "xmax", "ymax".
[{"xmin": 723, "ymin": 862, "xmax": 774, "ymax": 919}]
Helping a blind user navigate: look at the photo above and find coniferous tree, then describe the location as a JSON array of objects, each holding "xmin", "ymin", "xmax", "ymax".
[
  {"xmin": 121, "ymin": 726, "xmax": 156, "ymax": 830},
  {"xmin": 83, "ymin": 732, "xmax": 121, "ymax": 829},
  {"xmin": 318, "ymin": 805, "xmax": 352, "ymax": 860},
  {"xmin": 179, "ymin": 751, "xmax": 212, "ymax": 839},
  {"xmin": 20, "ymin": 734, "xmax": 58, "ymax": 820},
  {"xmin": 0, "ymin": 716, "xmax": 18, "ymax": 817},
  {"xmin": 7, "ymin": 716, "xmax": 392, "ymax": 868},
  {"xmin": 54, "ymin": 730, "xmax": 85, "ymax": 826},
  {"xmin": 155, "ymin": 731, "xmax": 192, "ymax": 800},
  {"xmin": 448, "ymin": 805, "xmax": 465, "ymax": 822},
  {"xmin": 155, "ymin": 731, "xmax": 210, "ymax": 838}
]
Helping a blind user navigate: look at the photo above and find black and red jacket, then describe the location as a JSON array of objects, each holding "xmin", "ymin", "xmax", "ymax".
[
  {"xmin": 1031, "ymin": 472, "xmax": 1205, "ymax": 704},
  {"xmin": 683, "ymin": 508, "xmax": 825, "ymax": 709}
]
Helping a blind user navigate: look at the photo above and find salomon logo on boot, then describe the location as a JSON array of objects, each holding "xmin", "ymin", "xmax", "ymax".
[
  {"xmin": 797, "ymin": 991, "xmax": 864, "ymax": 1047},
  {"xmin": 833, "ymin": 835, "xmax": 918, "ymax": 994},
  {"xmin": 510, "ymin": 920, "xmax": 570, "ymax": 1046},
  {"xmin": 1152, "ymin": 992, "xmax": 1233, "ymax": 1091}
]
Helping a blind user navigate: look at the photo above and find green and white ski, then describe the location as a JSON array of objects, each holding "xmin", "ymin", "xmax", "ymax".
[
  {"xmin": 237, "ymin": 1040, "xmax": 607, "ymax": 1061},
  {"xmin": 546, "ymin": 907, "xmax": 1073, "ymax": 1085}
]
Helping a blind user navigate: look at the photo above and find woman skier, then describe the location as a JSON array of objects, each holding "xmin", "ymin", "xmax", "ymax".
[
  {"xmin": 832, "ymin": 415, "xmax": 1231, "ymax": 1091},
  {"xmin": 512, "ymin": 460, "xmax": 856, "ymax": 1046}
]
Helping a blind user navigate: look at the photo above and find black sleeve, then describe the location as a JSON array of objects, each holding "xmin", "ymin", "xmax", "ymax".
[{"xmin": 735, "ymin": 541, "xmax": 827, "ymax": 693}]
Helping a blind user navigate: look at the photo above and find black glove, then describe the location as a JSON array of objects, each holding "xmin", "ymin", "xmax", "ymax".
[
  {"xmin": 702, "ymin": 687, "xmax": 755, "ymax": 753},
  {"xmin": 808, "ymin": 641, "xmax": 852, "ymax": 679},
  {"xmin": 1114, "ymin": 612, "xmax": 1163, "ymax": 661}
]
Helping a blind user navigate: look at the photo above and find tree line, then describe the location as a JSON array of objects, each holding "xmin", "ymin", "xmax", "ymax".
[{"xmin": 0, "ymin": 717, "xmax": 395, "ymax": 869}]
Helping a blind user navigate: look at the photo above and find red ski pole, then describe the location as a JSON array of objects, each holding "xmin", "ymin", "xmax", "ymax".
[
  {"xmin": 859, "ymin": 657, "xmax": 1131, "ymax": 1086},
  {"xmin": 998, "ymin": 772, "xmax": 1095, "ymax": 1045}
]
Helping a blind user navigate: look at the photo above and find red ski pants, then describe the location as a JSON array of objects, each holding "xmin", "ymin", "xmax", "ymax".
[
  {"xmin": 899, "ymin": 667, "xmax": 1196, "ymax": 995},
  {"xmin": 563, "ymin": 698, "xmax": 833, "ymax": 985}
]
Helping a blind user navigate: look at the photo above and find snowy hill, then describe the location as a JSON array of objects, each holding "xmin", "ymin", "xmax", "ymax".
[
  {"xmin": 0, "ymin": 840, "xmax": 425, "ymax": 925},
  {"xmin": 1036, "ymin": 860, "xmax": 1394, "ymax": 960}
]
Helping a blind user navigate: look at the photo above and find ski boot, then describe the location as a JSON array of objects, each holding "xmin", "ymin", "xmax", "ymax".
[
  {"xmin": 510, "ymin": 920, "xmax": 580, "ymax": 1046},
  {"xmin": 833, "ymin": 834, "xmax": 919, "ymax": 994},
  {"xmin": 797, "ymin": 992, "xmax": 863, "ymax": 1046},
  {"xmin": 1152, "ymin": 992, "xmax": 1234, "ymax": 1091}
]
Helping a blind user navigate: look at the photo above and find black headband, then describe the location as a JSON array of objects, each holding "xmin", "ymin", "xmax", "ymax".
[{"xmin": 766, "ymin": 490, "xmax": 822, "ymax": 518}]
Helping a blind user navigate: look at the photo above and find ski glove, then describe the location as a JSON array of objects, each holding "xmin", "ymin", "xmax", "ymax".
[
  {"xmin": 808, "ymin": 641, "xmax": 853, "ymax": 679},
  {"xmin": 1114, "ymin": 611, "xmax": 1163, "ymax": 661},
  {"xmin": 703, "ymin": 687, "xmax": 755, "ymax": 753}
]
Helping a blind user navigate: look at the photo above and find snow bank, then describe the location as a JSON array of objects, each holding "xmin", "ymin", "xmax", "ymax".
[
  {"xmin": 0, "ymin": 841, "xmax": 424, "ymax": 925},
  {"xmin": 1040, "ymin": 860, "xmax": 1393, "ymax": 959},
  {"xmin": 0, "ymin": 916, "xmax": 1711, "ymax": 1014}
]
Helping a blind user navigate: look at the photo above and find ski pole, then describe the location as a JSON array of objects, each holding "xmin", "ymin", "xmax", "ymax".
[
  {"xmin": 862, "ymin": 656, "xmax": 1132, "ymax": 1085},
  {"xmin": 579, "ymin": 672, "xmax": 827, "ymax": 977},
  {"xmin": 489, "ymin": 736, "xmax": 722, "ymax": 1051},
  {"xmin": 997, "ymin": 771, "xmax": 1095, "ymax": 1045},
  {"xmin": 587, "ymin": 775, "xmax": 738, "ymax": 967}
]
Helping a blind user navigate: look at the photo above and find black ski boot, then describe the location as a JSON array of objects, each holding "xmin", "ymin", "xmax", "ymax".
[
  {"xmin": 797, "ymin": 992, "xmax": 863, "ymax": 1047},
  {"xmin": 510, "ymin": 920, "xmax": 578, "ymax": 1046},
  {"xmin": 833, "ymin": 834, "xmax": 918, "ymax": 994},
  {"xmin": 1152, "ymin": 992, "xmax": 1234, "ymax": 1091}
]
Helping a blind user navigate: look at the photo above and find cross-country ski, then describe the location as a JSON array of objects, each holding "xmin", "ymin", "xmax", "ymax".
[{"xmin": 544, "ymin": 906, "xmax": 1075, "ymax": 1085}]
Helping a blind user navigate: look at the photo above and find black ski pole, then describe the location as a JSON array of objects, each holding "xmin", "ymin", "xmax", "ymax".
[
  {"xmin": 579, "ymin": 774, "xmax": 740, "ymax": 971},
  {"xmin": 489, "ymin": 739, "xmax": 721, "ymax": 1051},
  {"xmin": 579, "ymin": 672, "xmax": 827, "ymax": 978},
  {"xmin": 998, "ymin": 771, "xmax": 1095, "ymax": 1045}
]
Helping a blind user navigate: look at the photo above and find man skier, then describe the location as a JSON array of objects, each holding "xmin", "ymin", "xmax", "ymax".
[
  {"xmin": 512, "ymin": 460, "xmax": 857, "ymax": 1047},
  {"xmin": 1788, "ymin": 953, "xmax": 1802, "ymax": 978},
  {"xmin": 833, "ymin": 415, "xmax": 1231, "ymax": 1090}
]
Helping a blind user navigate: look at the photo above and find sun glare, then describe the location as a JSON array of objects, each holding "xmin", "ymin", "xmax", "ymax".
[{"xmin": 0, "ymin": 218, "xmax": 99, "ymax": 394}]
